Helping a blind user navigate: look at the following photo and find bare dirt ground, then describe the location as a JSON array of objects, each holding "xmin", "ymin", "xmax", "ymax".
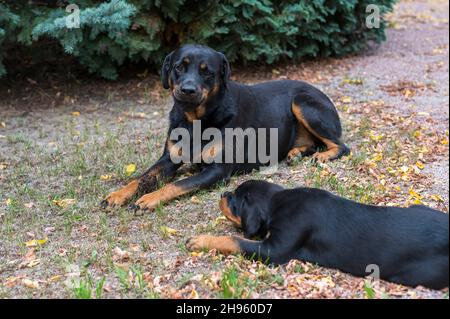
[{"xmin": 0, "ymin": 0, "xmax": 448, "ymax": 299}]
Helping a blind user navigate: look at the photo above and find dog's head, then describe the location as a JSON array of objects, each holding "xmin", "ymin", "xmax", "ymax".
[
  {"xmin": 161, "ymin": 44, "xmax": 231, "ymax": 106},
  {"xmin": 219, "ymin": 180, "xmax": 284, "ymax": 239}
]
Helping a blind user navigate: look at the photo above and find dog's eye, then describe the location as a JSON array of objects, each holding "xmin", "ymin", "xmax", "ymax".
[
  {"xmin": 175, "ymin": 64, "xmax": 183, "ymax": 73},
  {"xmin": 200, "ymin": 67, "xmax": 212, "ymax": 77}
]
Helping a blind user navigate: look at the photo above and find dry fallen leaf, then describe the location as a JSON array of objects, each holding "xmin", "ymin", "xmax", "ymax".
[
  {"xmin": 160, "ymin": 226, "xmax": 178, "ymax": 237},
  {"xmin": 22, "ymin": 278, "xmax": 40, "ymax": 289},
  {"xmin": 409, "ymin": 189, "xmax": 423, "ymax": 200},
  {"xmin": 415, "ymin": 161, "xmax": 425, "ymax": 170},
  {"xmin": 100, "ymin": 174, "xmax": 112, "ymax": 181},
  {"xmin": 20, "ymin": 249, "xmax": 40, "ymax": 268},
  {"xmin": 214, "ymin": 215, "xmax": 228, "ymax": 226},
  {"xmin": 430, "ymin": 194, "xmax": 444, "ymax": 202},
  {"xmin": 5, "ymin": 275, "xmax": 25, "ymax": 288},
  {"xmin": 27, "ymin": 259, "xmax": 41, "ymax": 268},
  {"xmin": 341, "ymin": 96, "xmax": 352, "ymax": 104},
  {"xmin": 52, "ymin": 198, "xmax": 76, "ymax": 208},
  {"xmin": 24, "ymin": 202, "xmax": 35, "ymax": 209},
  {"xmin": 190, "ymin": 251, "xmax": 204, "ymax": 258},
  {"xmin": 25, "ymin": 238, "xmax": 48, "ymax": 247},
  {"xmin": 71, "ymin": 111, "xmax": 80, "ymax": 116},
  {"xmin": 113, "ymin": 247, "xmax": 130, "ymax": 261},
  {"xmin": 48, "ymin": 275, "xmax": 62, "ymax": 282},
  {"xmin": 190, "ymin": 196, "xmax": 201, "ymax": 204},
  {"xmin": 190, "ymin": 287, "xmax": 199, "ymax": 299}
]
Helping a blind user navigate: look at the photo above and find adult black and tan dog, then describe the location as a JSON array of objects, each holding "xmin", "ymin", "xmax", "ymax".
[
  {"xmin": 101, "ymin": 44, "xmax": 349, "ymax": 212},
  {"xmin": 187, "ymin": 180, "xmax": 449, "ymax": 290}
]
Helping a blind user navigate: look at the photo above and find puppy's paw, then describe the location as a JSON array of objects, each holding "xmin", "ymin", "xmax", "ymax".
[{"xmin": 186, "ymin": 235, "xmax": 212, "ymax": 251}]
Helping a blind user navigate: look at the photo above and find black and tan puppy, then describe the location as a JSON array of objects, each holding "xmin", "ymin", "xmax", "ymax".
[
  {"xmin": 187, "ymin": 180, "xmax": 449, "ymax": 290},
  {"xmin": 101, "ymin": 44, "xmax": 349, "ymax": 212}
]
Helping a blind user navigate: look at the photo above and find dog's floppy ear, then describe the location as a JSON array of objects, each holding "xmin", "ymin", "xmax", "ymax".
[
  {"xmin": 161, "ymin": 50, "xmax": 175, "ymax": 89},
  {"xmin": 219, "ymin": 52, "xmax": 231, "ymax": 89},
  {"xmin": 241, "ymin": 193, "xmax": 266, "ymax": 239}
]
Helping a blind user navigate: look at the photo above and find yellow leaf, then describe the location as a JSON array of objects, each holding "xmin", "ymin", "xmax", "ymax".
[
  {"xmin": 372, "ymin": 153, "xmax": 383, "ymax": 162},
  {"xmin": 48, "ymin": 275, "xmax": 62, "ymax": 282},
  {"xmin": 343, "ymin": 78, "xmax": 363, "ymax": 85},
  {"xmin": 100, "ymin": 174, "xmax": 112, "ymax": 181},
  {"xmin": 160, "ymin": 226, "xmax": 177, "ymax": 236},
  {"xmin": 190, "ymin": 251, "xmax": 204, "ymax": 257},
  {"xmin": 52, "ymin": 198, "xmax": 76, "ymax": 208},
  {"xmin": 441, "ymin": 138, "xmax": 449, "ymax": 145},
  {"xmin": 409, "ymin": 189, "xmax": 423, "ymax": 200},
  {"xmin": 214, "ymin": 215, "xmax": 228, "ymax": 226},
  {"xmin": 125, "ymin": 164, "xmax": 136, "ymax": 176},
  {"xmin": 5, "ymin": 198, "xmax": 12, "ymax": 206},
  {"xmin": 25, "ymin": 238, "xmax": 48, "ymax": 247},
  {"xmin": 430, "ymin": 195, "xmax": 444, "ymax": 202},
  {"xmin": 71, "ymin": 111, "xmax": 80, "ymax": 116},
  {"xmin": 341, "ymin": 96, "xmax": 352, "ymax": 104},
  {"xmin": 190, "ymin": 287, "xmax": 199, "ymax": 299},
  {"xmin": 415, "ymin": 161, "xmax": 425, "ymax": 170},
  {"xmin": 413, "ymin": 131, "xmax": 421, "ymax": 139},
  {"xmin": 369, "ymin": 131, "xmax": 383, "ymax": 142}
]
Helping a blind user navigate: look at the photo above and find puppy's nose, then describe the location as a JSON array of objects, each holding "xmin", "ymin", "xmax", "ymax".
[
  {"xmin": 221, "ymin": 192, "xmax": 231, "ymax": 199},
  {"xmin": 180, "ymin": 85, "xmax": 197, "ymax": 95}
]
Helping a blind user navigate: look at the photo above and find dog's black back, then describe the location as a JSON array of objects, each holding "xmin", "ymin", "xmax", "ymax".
[{"xmin": 265, "ymin": 188, "xmax": 448, "ymax": 289}]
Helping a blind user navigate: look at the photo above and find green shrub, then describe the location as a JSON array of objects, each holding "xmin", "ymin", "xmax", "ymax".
[{"xmin": 0, "ymin": 0, "xmax": 397, "ymax": 79}]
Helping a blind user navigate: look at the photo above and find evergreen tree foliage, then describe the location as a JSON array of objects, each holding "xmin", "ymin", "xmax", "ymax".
[{"xmin": 0, "ymin": 0, "xmax": 397, "ymax": 79}]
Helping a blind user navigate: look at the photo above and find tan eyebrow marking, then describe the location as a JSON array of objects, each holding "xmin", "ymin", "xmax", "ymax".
[
  {"xmin": 183, "ymin": 57, "xmax": 190, "ymax": 64},
  {"xmin": 200, "ymin": 63, "xmax": 207, "ymax": 70}
]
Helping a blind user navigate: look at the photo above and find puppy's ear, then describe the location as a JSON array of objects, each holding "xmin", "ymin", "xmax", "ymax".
[
  {"xmin": 161, "ymin": 50, "xmax": 175, "ymax": 89},
  {"xmin": 219, "ymin": 52, "xmax": 231, "ymax": 89},
  {"xmin": 241, "ymin": 193, "xmax": 265, "ymax": 239}
]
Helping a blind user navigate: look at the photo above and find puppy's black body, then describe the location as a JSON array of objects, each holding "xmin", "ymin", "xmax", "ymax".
[
  {"xmin": 102, "ymin": 45, "xmax": 348, "ymax": 211},
  {"xmin": 187, "ymin": 180, "xmax": 449, "ymax": 290}
]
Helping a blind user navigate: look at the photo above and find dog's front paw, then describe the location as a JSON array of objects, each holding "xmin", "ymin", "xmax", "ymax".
[
  {"xmin": 312, "ymin": 152, "xmax": 331, "ymax": 163},
  {"xmin": 186, "ymin": 235, "xmax": 212, "ymax": 251},
  {"xmin": 100, "ymin": 191, "xmax": 129, "ymax": 209},
  {"xmin": 100, "ymin": 180, "xmax": 139, "ymax": 210},
  {"xmin": 133, "ymin": 192, "xmax": 163, "ymax": 212}
]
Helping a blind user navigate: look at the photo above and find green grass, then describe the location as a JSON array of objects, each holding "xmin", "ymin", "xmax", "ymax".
[
  {"xmin": 219, "ymin": 264, "xmax": 256, "ymax": 299},
  {"xmin": 72, "ymin": 274, "xmax": 106, "ymax": 299},
  {"xmin": 1, "ymin": 70, "xmax": 447, "ymax": 299}
]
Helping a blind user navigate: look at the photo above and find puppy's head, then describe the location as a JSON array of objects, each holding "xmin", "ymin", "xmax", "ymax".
[
  {"xmin": 219, "ymin": 180, "xmax": 284, "ymax": 239},
  {"xmin": 161, "ymin": 44, "xmax": 231, "ymax": 106}
]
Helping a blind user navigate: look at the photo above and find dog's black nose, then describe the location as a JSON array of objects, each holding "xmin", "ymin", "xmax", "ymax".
[{"xmin": 181, "ymin": 85, "xmax": 196, "ymax": 95}]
